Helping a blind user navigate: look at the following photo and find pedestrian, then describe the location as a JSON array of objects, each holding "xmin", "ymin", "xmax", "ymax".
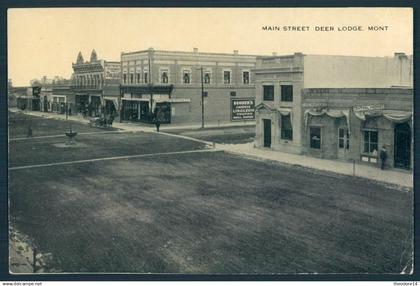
[
  {"xmin": 154, "ymin": 112, "xmax": 161, "ymax": 132},
  {"xmin": 154, "ymin": 108, "xmax": 165, "ymax": 132},
  {"xmin": 380, "ymin": 145, "xmax": 387, "ymax": 170}
]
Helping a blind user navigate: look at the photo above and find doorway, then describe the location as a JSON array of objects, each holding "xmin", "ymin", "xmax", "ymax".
[
  {"xmin": 337, "ymin": 127, "xmax": 350, "ymax": 159},
  {"xmin": 263, "ymin": 119, "xmax": 271, "ymax": 148},
  {"xmin": 43, "ymin": 96, "xmax": 48, "ymax": 112},
  {"xmin": 394, "ymin": 123, "xmax": 411, "ymax": 169}
]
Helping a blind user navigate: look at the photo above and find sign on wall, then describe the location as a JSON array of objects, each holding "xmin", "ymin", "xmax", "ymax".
[{"xmin": 231, "ymin": 98, "xmax": 255, "ymax": 121}]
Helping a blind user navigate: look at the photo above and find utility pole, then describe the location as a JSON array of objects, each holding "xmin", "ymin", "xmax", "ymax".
[{"xmin": 200, "ymin": 66, "xmax": 204, "ymax": 129}]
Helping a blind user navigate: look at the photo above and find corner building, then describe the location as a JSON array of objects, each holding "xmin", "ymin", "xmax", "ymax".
[
  {"xmin": 254, "ymin": 53, "xmax": 413, "ymax": 170},
  {"xmin": 120, "ymin": 48, "xmax": 257, "ymax": 125}
]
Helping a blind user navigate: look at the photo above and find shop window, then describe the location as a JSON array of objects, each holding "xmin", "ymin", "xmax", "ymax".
[
  {"xmin": 281, "ymin": 114, "xmax": 293, "ymax": 140},
  {"xmin": 224, "ymin": 71, "xmax": 231, "ymax": 84},
  {"xmin": 363, "ymin": 130, "xmax": 378, "ymax": 155},
  {"xmin": 243, "ymin": 71, "xmax": 250, "ymax": 84},
  {"xmin": 263, "ymin": 85, "xmax": 274, "ymax": 101},
  {"xmin": 230, "ymin": 91, "xmax": 236, "ymax": 97},
  {"xmin": 338, "ymin": 127, "xmax": 350, "ymax": 149},
  {"xmin": 204, "ymin": 73, "xmax": 211, "ymax": 84},
  {"xmin": 161, "ymin": 71, "xmax": 169, "ymax": 83},
  {"xmin": 281, "ymin": 85, "xmax": 293, "ymax": 102},
  {"xmin": 310, "ymin": 127, "xmax": 321, "ymax": 149},
  {"xmin": 183, "ymin": 71, "xmax": 190, "ymax": 84}
]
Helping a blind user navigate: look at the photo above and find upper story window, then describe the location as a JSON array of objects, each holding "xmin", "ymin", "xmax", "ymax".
[
  {"xmin": 136, "ymin": 73, "xmax": 141, "ymax": 83},
  {"xmin": 161, "ymin": 70, "xmax": 169, "ymax": 83},
  {"xmin": 281, "ymin": 85, "xmax": 293, "ymax": 102},
  {"xmin": 224, "ymin": 71, "xmax": 231, "ymax": 84},
  {"xmin": 263, "ymin": 85, "xmax": 274, "ymax": 101},
  {"xmin": 130, "ymin": 74, "xmax": 134, "ymax": 84},
  {"xmin": 204, "ymin": 72, "xmax": 211, "ymax": 84},
  {"xmin": 242, "ymin": 71, "xmax": 250, "ymax": 84},
  {"xmin": 144, "ymin": 70, "xmax": 148, "ymax": 83},
  {"xmin": 183, "ymin": 70, "xmax": 191, "ymax": 84},
  {"xmin": 123, "ymin": 74, "xmax": 127, "ymax": 84}
]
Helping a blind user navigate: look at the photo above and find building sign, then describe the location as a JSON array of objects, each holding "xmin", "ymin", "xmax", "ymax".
[
  {"xmin": 302, "ymin": 102, "xmax": 328, "ymax": 108},
  {"xmin": 302, "ymin": 102, "xmax": 329, "ymax": 111},
  {"xmin": 353, "ymin": 104, "xmax": 385, "ymax": 113},
  {"xmin": 231, "ymin": 98, "xmax": 255, "ymax": 121}
]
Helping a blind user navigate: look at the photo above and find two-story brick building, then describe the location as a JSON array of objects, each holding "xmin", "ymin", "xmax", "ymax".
[
  {"xmin": 254, "ymin": 52, "xmax": 413, "ymax": 170},
  {"xmin": 119, "ymin": 48, "xmax": 257, "ymax": 125}
]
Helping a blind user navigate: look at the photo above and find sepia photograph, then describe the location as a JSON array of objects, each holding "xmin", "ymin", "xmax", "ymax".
[{"xmin": 7, "ymin": 7, "xmax": 413, "ymax": 274}]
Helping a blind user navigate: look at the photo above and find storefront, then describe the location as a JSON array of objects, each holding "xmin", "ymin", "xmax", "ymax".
[
  {"xmin": 120, "ymin": 84, "xmax": 174, "ymax": 124},
  {"xmin": 302, "ymin": 89, "xmax": 413, "ymax": 170}
]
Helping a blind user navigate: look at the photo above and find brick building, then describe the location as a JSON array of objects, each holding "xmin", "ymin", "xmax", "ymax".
[
  {"xmin": 119, "ymin": 48, "xmax": 257, "ymax": 125},
  {"xmin": 254, "ymin": 53, "xmax": 413, "ymax": 170},
  {"xmin": 71, "ymin": 50, "xmax": 120, "ymax": 117}
]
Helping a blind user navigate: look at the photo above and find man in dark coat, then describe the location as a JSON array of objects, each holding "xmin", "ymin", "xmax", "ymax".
[
  {"xmin": 154, "ymin": 108, "xmax": 165, "ymax": 132},
  {"xmin": 380, "ymin": 145, "xmax": 387, "ymax": 170}
]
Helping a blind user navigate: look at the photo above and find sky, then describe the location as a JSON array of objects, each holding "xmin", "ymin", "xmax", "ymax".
[{"xmin": 8, "ymin": 8, "xmax": 413, "ymax": 86}]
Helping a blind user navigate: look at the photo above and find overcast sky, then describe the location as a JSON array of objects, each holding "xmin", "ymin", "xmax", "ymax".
[{"xmin": 8, "ymin": 8, "xmax": 412, "ymax": 86}]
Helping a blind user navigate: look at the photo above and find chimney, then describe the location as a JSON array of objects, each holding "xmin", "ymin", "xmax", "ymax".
[
  {"xmin": 394, "ymin": 52, "xmax": 407, "ymax": 59},
  {"xmin": 233, "ymin": 50, "xmax": 239, "ymax": 55},
  {"xmin": 193, "ymin": 48, "xmax": 198, "ymax": 53}
]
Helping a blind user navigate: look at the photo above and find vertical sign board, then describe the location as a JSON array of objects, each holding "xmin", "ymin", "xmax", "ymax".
[{"xmin": 231, "ymin": 98, "xmax": 255, "ymax": 121}]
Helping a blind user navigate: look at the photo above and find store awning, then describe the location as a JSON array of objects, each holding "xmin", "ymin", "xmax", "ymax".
[
  {"xmin": 120, "ymin": 84, "xmax": 174, "ymax": 95},
  {"xmin": 304, "ymin": 109, "xmax": 350, "ymax": 132},
  {"xmin": 355, "ymin": 109, "xmax": 412, "ymax": 123},
  {"xmin": 104, "ymin": 96, "xmax": 120, "ymax": 111},
  {"xmin": 277, "ymin": 108, "xmax": 293, "ymax": 124},
  {"xmin": 121, "ymin": 98, "xmax": 149, "ymax": 102}
]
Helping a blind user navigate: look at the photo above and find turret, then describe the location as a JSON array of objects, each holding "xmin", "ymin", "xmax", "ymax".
[
  {"xmin": 90, "ymin": 49, "xmax": 98, "ymax": 62},
  {"xmin": 76, "ymin": 51, "xmax": 84, "ymax": 64}
]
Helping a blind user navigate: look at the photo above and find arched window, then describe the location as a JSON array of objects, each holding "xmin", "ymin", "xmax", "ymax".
[
  {"xmin": 161, "ymin": 72, "xmax": 168, "ymax": 83},
  {"xmin": 223, "ymin": 70, "xmax": 231, "ymax": 84},
  {"xmin": 183, "ymin": 72, "xmax": 190, "ymax": 84},
  {"xmin": 204, "ymin": 73, "xmax": 211, "ymax": 84}
]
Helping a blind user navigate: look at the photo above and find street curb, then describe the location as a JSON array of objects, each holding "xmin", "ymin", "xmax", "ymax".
[{"xmin": 221, "ymin": 149, "xmax": 413, "ymax": 191}]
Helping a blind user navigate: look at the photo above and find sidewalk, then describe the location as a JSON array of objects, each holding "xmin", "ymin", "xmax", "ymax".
[
  {"xmin": 217, "ymin": 142, "xmax": 413, "ymax": 189},
  {"xmin": 10, "ymin": 109, "xmax": 254, "ymax": 132},
  {"xmin": 160, "ymin": 121, "xmax": 255, "ymax": 131}
]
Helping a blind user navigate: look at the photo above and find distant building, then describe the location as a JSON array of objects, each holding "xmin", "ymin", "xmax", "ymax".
[
  {"xmin": 120, "ymin": 48, "xmax": 257, "ymax": 125},
  {"xmin": 253, "ymin": 52, "xmax": 413, "ymax": 169},
  {"xmin": 70, "ymin": 49, "xmax": 120, "ymax": 117}
]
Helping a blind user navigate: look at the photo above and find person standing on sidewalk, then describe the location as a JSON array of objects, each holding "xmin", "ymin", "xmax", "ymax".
[
  {"xmin": 380, "ymin": 145, "xmax": 388, "ymax": 170},
  {"xmin": 154, "ymin": 108, "xmax": 165, "ymax": 132}
]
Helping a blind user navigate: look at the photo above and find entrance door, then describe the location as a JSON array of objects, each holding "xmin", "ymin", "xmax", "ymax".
[
  {"xmin": 43, "ymin": 96, "xmax": 48, "ymax": 112},
  {"xmin": 337, "ymin": 127, "xmax": 350, "ymax": 159},
  {"xmin": 394, "ymin": 123, "xmax": 411, "ymax": 169},
  {"xmin": 263, "ymin": 119, "xmax": 271, "ymax": 148}
]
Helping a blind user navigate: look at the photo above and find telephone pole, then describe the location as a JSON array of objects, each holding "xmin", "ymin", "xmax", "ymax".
[{"xmin": 200, "ymin": 66, "xmax": 204, "ymax": 129}]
